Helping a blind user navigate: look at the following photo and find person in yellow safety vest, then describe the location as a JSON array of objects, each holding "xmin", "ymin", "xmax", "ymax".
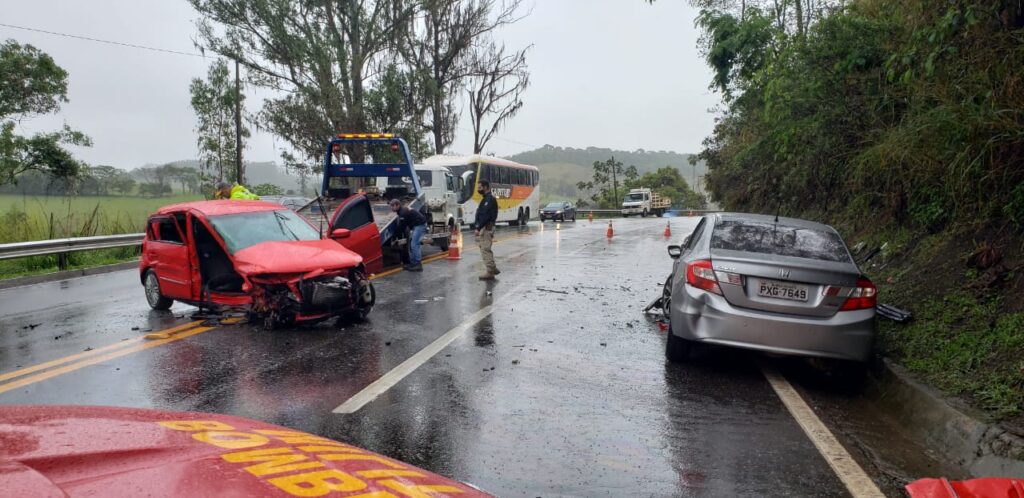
[{"xmin": 214, "ymin": 181, "xmax": 260, "ymax": 200}]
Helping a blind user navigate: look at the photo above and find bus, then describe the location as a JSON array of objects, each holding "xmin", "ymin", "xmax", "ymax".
[{"xmin": 421, "ymin": 154, "xmax": 540, "ymax": 226}]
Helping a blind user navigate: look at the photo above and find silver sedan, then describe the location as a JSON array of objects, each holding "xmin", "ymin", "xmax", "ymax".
[{"xmin": 664, "ymin": 213, "xmax": 876, "ymax": 363}]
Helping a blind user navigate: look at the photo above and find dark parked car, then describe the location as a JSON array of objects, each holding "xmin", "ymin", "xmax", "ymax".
[
  {"xmin": 539, "ymin": 202, "xmax": 576, "ymax": 222},
  {"xmin": 663, "ymin": 213, "xmax": 876, "ymax": 365}
]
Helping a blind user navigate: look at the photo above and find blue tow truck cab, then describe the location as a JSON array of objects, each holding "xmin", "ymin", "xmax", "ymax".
[{"xmin": 298, "ymin": 134, "xmax": 450, "ymax": 272}]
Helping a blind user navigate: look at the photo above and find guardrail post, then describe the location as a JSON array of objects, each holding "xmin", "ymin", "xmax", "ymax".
[{"xmin": 57, "ymin": 252, "xmax": 68, "ymax": 271}]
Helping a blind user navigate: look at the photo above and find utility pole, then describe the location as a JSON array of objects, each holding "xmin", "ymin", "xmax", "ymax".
[
  {"xmin": 611, "ymin": 159, "xmax": 618, "ymax": 207},
  {"xmin": 234, "ymin": 59, "xmax": 243, "ymax": 185}
]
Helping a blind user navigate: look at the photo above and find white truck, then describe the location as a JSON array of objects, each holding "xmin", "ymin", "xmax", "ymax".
[
  {"xmin": 414, "ymin": 164, "xmax": 463, "ymax": 249},
  {"xmin": 621, "ymin": 188, "xmax": 670, "ymax": 217}
]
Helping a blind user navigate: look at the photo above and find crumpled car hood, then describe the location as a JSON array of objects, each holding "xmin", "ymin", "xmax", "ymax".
[
  {"xmin": 0, "ymin": 405, "xmax": 491, "ymax": 497},
  {"xmin": 231, "ymin": 239, "xmax": 363, "ymax": 275}
]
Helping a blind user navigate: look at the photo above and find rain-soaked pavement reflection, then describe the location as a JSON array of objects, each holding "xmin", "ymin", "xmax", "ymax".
[{"xmin": 0, "ymin": 218, "xmax": 962, "ymax": 497}]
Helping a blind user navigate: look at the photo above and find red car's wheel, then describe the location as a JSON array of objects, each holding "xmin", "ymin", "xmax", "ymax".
[
  {"xmin": 144, "ymin": 270, "xmax": 173, "ymax": 311},
  {"xmin": 344, "ymin": 278, "xmax": 375, "ymax": 323}
]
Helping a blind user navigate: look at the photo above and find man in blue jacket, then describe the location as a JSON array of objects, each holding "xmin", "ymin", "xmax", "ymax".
[
  {"xmin": 390, "ymin": 199, "xmax": 427, "ymax": 272},
  {"xmin": 474, "ymin": 180, "xmax": 500, "ymax": 280}
]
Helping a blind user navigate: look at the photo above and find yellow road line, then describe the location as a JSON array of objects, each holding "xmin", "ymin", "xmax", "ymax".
[
  {"xmin": 0, "ymin": 320, "xmax": 202, "ymax": 383},
  {"xmin": 0, "ymin": 325, "xmax": 215, "ymax": 395},
  {"xmin": 370, "ymin": 252, "xmax": 450, "ymax": 280},
  {"xmin": 761, "ymin": 365, "xmax": 885, "ymax": 498}
]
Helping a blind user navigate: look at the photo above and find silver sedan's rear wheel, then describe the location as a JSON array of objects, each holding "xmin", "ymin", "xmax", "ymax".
[
  {"xmin": 664, "ymin": 275, "xmax": 691, "ymax": 362},
  {"xmin": 144, "ymin": 270, "xmax": 173, "ymax": 311}
]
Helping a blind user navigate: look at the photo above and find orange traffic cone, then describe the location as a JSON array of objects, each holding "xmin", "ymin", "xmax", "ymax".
[
  {"xmin": 588, "ymin": 211, "xmax": 594, "ymax": 223},
  {"xmin": 664, "ymin": 221, "xmax": 671, "ymax": 238},
  {"xmin": 606, "ymin": 221, "xmax": 614, "ymax": 239},
  {"xmin": 447, "ymin": 226, "xmax": 462, "ymax": 260}
]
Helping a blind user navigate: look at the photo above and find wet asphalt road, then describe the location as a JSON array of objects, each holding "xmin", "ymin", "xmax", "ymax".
[{"xmin": 0, "ymin": 217, "xmax": 965, "ymax": 497}]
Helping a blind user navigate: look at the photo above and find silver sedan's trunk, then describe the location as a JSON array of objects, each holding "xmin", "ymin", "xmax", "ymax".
[{"xmin": 710, "ymin": 250, "xmax": 862, "ymax": 318}]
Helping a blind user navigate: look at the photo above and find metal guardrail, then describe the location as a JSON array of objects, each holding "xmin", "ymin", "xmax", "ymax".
[
  {"xmin": 576, "ymin": 209, "xmax": 621, "ymax": 214},
  {"xmin": 0, "ymin": 233, "xmax": 144, "ymax": 269},
  {"xmin": 576, "ymin": 208, "xmax": 721, "ymax": 215}
]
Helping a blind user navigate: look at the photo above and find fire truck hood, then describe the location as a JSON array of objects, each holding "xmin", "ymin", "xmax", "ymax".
[{"xmin": 0, "ymin": 405, "xmax": 490, "ymax": 497}]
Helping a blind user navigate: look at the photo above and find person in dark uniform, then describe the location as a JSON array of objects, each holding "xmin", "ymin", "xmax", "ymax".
[
  {"xmin": 390, "ymin": 199, "xmax": 427, "ymax": 272},
  {"xmin": 474, "ymin": 180, "xmax": 500, "ymax": 280}
]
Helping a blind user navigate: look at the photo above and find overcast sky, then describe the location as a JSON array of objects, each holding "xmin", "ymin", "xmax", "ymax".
[{"xmin": 3, "ymin": 0, "xmax": 720, "ymax": 169}]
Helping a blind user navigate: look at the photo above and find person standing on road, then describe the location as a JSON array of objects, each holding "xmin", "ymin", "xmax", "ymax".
[
  {"xmin": 474, "ymin": 180, "xmax": 500, "ymax": 280},
  {"xmin": 214, "ymin": 181, "xmax": 260, "ymax": 200},
  {"xmin": 390, "ymin": 199, "xmax": 427, "ymax": 272}
]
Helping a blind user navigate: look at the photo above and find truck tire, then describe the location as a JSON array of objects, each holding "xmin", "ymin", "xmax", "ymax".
[
  {"xmin": 437, "ymin": 234, "xmax": 450, "ymax": 251},
  {"xmin": 642, "ymin": 209, "xmax": 649, "ymax": 218}
]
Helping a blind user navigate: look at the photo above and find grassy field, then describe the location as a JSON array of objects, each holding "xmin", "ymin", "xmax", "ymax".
[{"xmin": 0, "ymin": 194, "xmax": 203, "ymax": 279}]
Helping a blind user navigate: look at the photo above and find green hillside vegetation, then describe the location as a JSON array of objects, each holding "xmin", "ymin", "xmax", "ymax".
[
  {"xmin": 507, "ymin": 145, "xmax": 707, "ymax": 202},
  {"xmin": 691, "ymin": 0, "xmax": 1024, "ymax": 421}
]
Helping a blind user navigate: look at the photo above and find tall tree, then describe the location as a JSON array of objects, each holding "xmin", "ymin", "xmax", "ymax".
[
  {"xmin": 189, "ymin": 0, "xmax": 418, "ymax": 165},
  {"xmin": 190, "ymin": 59, "xmax": 248, "ymax": 182},
  {"xmin": 0, "ymin": 40, "xmax": 90, "ymax": 185},
  {"xmin": 466, "ymin": 41, "xmax": 529, "ymax": 154},
  {"xmin": 575, "ymin": 157, "xmax": 639, "ymax": 208},
  {"xmin": 400, "ymin": 0, "xmax": 524, "ymax": 154}
]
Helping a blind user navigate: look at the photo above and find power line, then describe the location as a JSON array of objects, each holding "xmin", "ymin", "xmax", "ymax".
[
  {"xmin": 0, "ymin": 22, "xmax": 207, "ymax": 58},
  {"xmin": 458, "ymin": 127, "xmax": 539, "ymax": 150}
]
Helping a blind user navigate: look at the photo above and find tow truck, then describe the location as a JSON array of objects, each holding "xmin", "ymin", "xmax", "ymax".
[{"xmin": 297, "ymin": 133, "xmax": 451, "ymax": 274}]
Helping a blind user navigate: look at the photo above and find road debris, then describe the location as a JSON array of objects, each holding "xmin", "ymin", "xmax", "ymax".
[
  {"xmin": 536, "ymin": 287, "xmax": 570, "ymax": 295},
  {"xmin": 876, "ymin": 303, "xmax": 913, "ymax": 323}
]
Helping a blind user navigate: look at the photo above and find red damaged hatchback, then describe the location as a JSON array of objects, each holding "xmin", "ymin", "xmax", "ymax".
[{"xmin": 140, "ymin": 200, "xmax": 379, "ymax": 327}]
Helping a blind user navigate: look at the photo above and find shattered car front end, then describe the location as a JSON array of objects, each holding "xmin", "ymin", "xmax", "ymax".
[{"xmin": 246, "ymin": 266, "xmax": 375, "ymax": 326}]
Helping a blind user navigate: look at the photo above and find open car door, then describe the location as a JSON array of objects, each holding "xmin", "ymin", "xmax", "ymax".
[
  {"xmin": 145, "ymin": 215, "xmax": 193, "ymax": 300},
  {"xmin": 328, "ymin": 194, "xmax": 384, "ymax": 274}
]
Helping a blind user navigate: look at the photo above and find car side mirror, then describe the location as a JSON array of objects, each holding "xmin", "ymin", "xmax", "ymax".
[
  {"xmin": 331, "ymin": 228, "xmax": 351, "ymax": 239},
  {"xmin": 667, "ymin": 245, "xmax": 683, "ymax": 259}
]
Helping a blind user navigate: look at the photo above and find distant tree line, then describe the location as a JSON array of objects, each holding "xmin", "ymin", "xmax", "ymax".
[
  {"xmin": 0, "ymin": 164, "xmax": 205, "ymax": 198},
  {"xmin": 510, "ymin": 145, "xmax": 703, "ymax": 177},
  {"xmin": 576, "ymin": 157, "xmax": 707, "ymax": 209}
]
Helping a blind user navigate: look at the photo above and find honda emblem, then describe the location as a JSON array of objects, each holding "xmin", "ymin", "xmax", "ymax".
[{"xmin": 778, "ymin": 268, "xmax": 790, "ymax": 278}]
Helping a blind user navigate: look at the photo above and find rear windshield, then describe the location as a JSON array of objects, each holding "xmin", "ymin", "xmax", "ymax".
[
  {"xmin": 710, "ymin": 220, "xmax": 852, "ymax": 263},
  {"xmin": 209, "ymin": 210, "xmax": 321, "ymax": 253},
  {"xmin": 544, "ymin": 203, "xmax": 564, "ymax": 209}
]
